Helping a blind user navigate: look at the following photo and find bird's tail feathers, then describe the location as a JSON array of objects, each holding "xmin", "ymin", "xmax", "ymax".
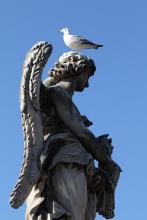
[{"xmin": 95, "ymin": 44, "xmax": 103, "ymax": 49}]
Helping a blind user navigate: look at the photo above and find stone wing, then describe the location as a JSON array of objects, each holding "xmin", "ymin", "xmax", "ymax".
[{"xmin": 10, "ymin": 41, "xmax": 52, "ymax": 209}]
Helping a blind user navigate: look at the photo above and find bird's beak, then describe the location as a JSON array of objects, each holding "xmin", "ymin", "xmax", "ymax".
[{"xmin": 58, "ymin": 29, "xmax": 62, "ymax": 32}]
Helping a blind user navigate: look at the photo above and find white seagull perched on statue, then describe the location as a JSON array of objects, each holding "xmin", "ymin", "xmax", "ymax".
[{"xmin": 58, "ymin": 27, "xmax": 103, "ymax": 50}]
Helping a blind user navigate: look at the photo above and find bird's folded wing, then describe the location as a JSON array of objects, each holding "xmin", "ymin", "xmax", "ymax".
[{"xmin": 70, "ymin": 35, "xmax": 95, "ymax": 45}]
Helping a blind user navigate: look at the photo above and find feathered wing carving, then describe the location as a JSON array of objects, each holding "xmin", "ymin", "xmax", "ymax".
[{"xmin": 10, "ymin": 41, "xmax": 52, "ymax": 209}]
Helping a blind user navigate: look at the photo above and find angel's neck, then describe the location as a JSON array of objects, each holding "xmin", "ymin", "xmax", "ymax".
[{"xmin": 56, "ymin": 80, "xmax": 75, "ymax": 97}]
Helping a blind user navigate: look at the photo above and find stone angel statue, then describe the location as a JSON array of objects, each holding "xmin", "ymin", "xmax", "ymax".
[{"xmin": 10, "ymin": 41, "xmax": 121, "ymax": 220}]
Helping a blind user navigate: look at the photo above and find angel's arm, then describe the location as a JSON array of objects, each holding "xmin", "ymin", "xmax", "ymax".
[{"xmin": 46, "ymin": 86, "xmax": 110, "ymax": 164}]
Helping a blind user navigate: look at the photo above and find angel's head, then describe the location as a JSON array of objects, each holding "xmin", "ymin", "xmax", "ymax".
[{"xmin": 45, "ymin": 52, "xmax": 96, "ymax": 89}]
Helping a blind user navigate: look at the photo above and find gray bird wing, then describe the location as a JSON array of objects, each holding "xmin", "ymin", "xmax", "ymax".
[{"xmin": 71, "ymin": 35, "xmax": 96, "ymax": 46}]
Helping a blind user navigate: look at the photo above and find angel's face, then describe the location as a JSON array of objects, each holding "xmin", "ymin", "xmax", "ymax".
[{"xmin": 75, "ymin": 71, "xmax": 89, "ymax": 92}]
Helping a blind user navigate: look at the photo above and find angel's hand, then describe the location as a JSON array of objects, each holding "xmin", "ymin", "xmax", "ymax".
[{"xmin": 96, "ymin": 134, "xmax": 113, "ymax": 157}]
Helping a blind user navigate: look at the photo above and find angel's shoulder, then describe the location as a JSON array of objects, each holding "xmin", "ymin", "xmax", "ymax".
[{"xmin": 47, "ymin": 86, "xmax": 71, "ymax": 102}]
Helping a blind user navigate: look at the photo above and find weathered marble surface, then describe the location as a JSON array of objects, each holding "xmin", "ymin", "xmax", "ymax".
[{"xmin": 10, "ymin": 42, "xmax": 121, "ymax": 220}]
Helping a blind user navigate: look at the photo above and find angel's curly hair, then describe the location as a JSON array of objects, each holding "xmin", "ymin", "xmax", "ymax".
[{"xmin": 46, "ymin": 51, "xmax": 96, "ymax": 86}]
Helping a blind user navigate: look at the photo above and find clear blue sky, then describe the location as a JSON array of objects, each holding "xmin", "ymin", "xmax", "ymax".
[{"xmin": 0, "ymin": 0, "xmax": 147, "ymax": 219}]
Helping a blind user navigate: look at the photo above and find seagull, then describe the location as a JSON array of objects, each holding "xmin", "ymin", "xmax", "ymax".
[{"xmin": 58, "ymin": 27, "xmax": 103, "ymax": 50}]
